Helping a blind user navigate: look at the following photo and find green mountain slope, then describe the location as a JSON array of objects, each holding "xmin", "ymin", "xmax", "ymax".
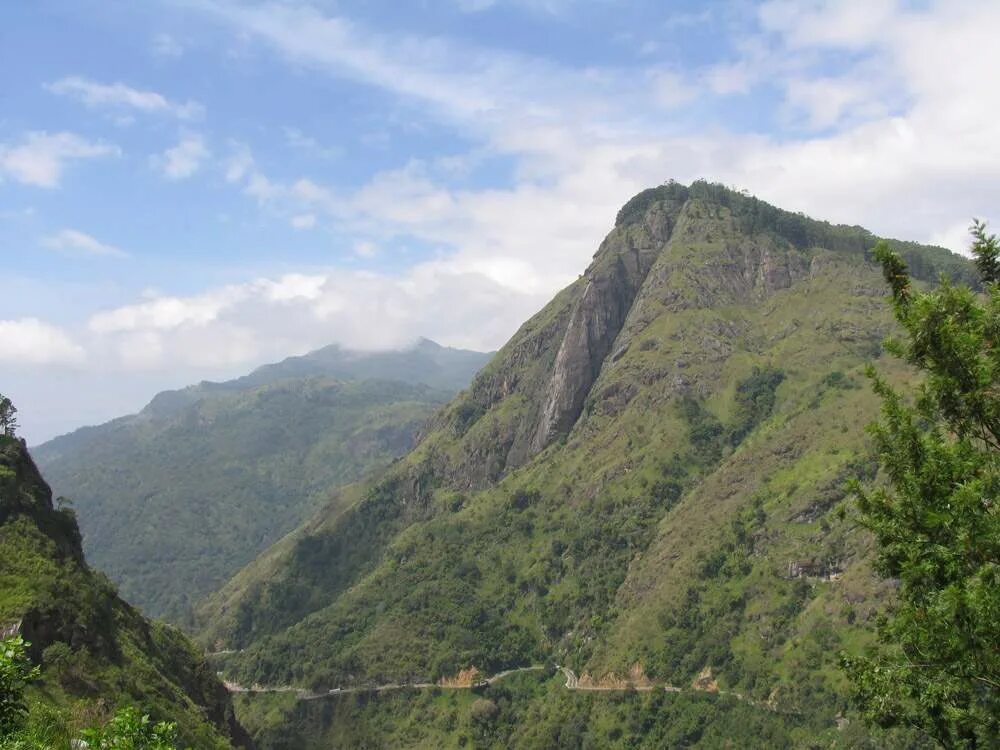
[
  {"xmin": 204, "ymin": 181, "xmax": 971, "ymax": 746},
  {"xmin": 34, "ymin": 340, "xmax": 490, "ymax": 624},
  {"xmin": 0, "ymin": 436, "xmax": 249, "ymax": 748}
]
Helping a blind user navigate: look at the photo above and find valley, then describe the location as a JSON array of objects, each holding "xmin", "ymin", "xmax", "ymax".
[
  {"xmin": 6, "ymin": 3, "xmax": 998, "ymax": 746},
  {"xmin": 3, "ymin": 182, "xmax": 992, "ymax": 748}
]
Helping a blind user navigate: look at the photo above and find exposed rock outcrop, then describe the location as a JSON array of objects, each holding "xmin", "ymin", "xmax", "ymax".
[{"xmin": 531, "ymin": 201, "xmax": 679, "ymax": 452}]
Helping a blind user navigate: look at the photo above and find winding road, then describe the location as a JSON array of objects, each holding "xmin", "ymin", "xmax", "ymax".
[{"xmin": 222, "ymin": 664, "xmax": 781, "ymax": 713}]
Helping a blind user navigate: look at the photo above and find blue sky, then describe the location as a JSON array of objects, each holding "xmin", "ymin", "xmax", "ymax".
[{"xmin": 2, "ymin": 0, "xmax": 999, "ymax": 442}]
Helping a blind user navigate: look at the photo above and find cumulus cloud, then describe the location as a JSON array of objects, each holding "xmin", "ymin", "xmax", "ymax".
[
  {"xmin": 0, "ymin": 131, "xmax": 118, "ymax": 188},
  {"xmin": 0, "ymin": 319, "xmax": 85, "ymax": 366},
  {"xmin": 82, "ymin": 267, "xmax": 536, "ymax": 371},
  {"xmin": 152, "ymin": 134, "xmax": 210, "ymax": 180},
  {"xmin": 13, "ymin": 0, "xmax": 1000, "ymax": 441},
  {"xmin": 89, "ymin": 285, "xmax": 245, "ymax": 334},
  {"xmin": 46, "ymin": 76, "xmax": 203, "ymax": 119},
  {"xmin": 130, "ymin": 0, "xmax": 980, "ymax": 386},
  {"xmin": 41, "ymin": 229, "xmax": 129, "ymax": 259},
  {"xmin": 200, "ymin": 0, "xmax": 999, "ymax": 257}
]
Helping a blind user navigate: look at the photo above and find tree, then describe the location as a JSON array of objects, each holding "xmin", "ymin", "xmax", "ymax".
[
  {"xmin": 0, "ymin": 397, "xmax": 17, "ymax": 439},
  {"xmin": 0, "ymin": 637, "xmax": 40, "ymax": 738},
  {"xmin": 844, "ymin": 226, "xmax": 1000, "ymax": 747}
]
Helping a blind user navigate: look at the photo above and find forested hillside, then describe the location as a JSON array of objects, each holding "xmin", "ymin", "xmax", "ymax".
[
  {"xmin": 35, "ymin": 340, "xmax": 489, "ymax": 622},
  {"xmin": 0, "ymin": 435, "xmax": 248, "ymax": 748},
  {"xmin": 204, "ymin": 182, "xmax": 973, "ymax": 747}
]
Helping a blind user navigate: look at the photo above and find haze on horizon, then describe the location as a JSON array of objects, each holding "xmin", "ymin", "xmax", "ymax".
[{"xmin": 2, "ymin": 0, "xmax": 998, "ymax": 443}]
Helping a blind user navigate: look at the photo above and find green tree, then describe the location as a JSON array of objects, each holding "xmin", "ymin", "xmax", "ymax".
[
  {"xmin": 80, "ymin": 706, "xmax": 181, "ymax": 750},
  {"xmin": 844, "ymin": 226, "xmax": 1000, "ymax": 747},
  {"xmin": 0, "ymin": 397, "xmax": 16, "ymax": 439},
  {"xmin": 0, "ymin": 637, "xmax": 39, "ymax": 738}
]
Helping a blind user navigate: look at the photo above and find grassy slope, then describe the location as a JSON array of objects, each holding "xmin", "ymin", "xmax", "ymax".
[
  {"xmin": 206, "ymin": 182, "xmax": 969, "ymax": 745},
  {"xmin": 0, "ymin": 438, "xmax": 245, "ymax": 748},
  {"xmin": 35, "ymin": 377, "xmax": 454, "ymax": 623}
]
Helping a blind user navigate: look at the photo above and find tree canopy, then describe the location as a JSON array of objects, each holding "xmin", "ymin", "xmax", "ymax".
[{"xmin": 846, "ymin": 224, "xmax": 1000, "ymax": 748}]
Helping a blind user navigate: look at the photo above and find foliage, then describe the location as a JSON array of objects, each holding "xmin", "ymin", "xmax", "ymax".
[
  {"xmin": 80, "ymin": 707, "xmax": 181, "ymax": 750},
  {"xmin": 845, "ymin": 231, "xmax": 1000, "ymax": 747},
  {"xmin": 729, "ymin": 367, "xmax": 786, "ymax": 445},
  {"xmin": 0, "ymin": 637, "xmax": 39, "ymax": 737},
  {"xmin": 970, "ymin": 219, "xmax": 1000, "ymax": 284}
]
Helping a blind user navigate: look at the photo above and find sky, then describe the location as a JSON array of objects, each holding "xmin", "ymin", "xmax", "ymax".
[{"xmin": 2, "ymin": 0, "xmax": 999, "ymax": 443}]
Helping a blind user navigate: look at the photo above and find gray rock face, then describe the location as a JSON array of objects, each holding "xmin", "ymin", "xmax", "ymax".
[{"xmin": 530, "ymin": 203, "xmax": 677, "ymax": 453}]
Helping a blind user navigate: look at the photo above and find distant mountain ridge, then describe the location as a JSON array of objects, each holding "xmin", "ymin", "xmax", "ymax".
[
  {"xmin": 35, "ymin": 338, "xmax": 489, "ymax": 447},
  {"xmin": 206, "ymin": 181, "xmax": 971, "ymax": 748},
  {"xmin": 34, "ymin": 339, "xmax": 490, "ymax": 623}
]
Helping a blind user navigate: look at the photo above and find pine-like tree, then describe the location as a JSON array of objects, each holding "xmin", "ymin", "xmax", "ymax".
[{"xmin": 845, "ymin": 225, "xmax": 1000, "ymax": 747}]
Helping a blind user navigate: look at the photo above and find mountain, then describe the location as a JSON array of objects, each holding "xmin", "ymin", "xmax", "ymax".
[
  {"xmin": 130, "ymin": 337, "xmax": 491, "ymax": 420},
  {"xmin": 204, "ymin": 181, "xmax": 972, "ymax": 748},
  {"xmin": 0, "ymin": 436, "xmax": 249, "ymax": 748},
  {"xmin": 34, "ymin": 339, "xmax": 491, "ymax": 623}
]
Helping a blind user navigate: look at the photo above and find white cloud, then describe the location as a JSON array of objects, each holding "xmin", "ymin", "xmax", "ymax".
[
  {"xmin": 195, "ymin": 0, "xmax": 1000, "ymax": 308},
  {"xmin": 0, "ymin": 131, "xmax": 118, "ymax": 188},
  {"xmin": 89, "ymin": 285, "xmax": 245, "ymax": 334},
  {"xmin": 354, "ymin": 240, "xmax": 378, "ymax": 258},
  {"xmin": 783, "ymin": 74, "xmax": 887, "ymax": 129},
  {"xmin": 0, "ymin": 319, "xmax": 85, "ymax": 366},
  {"xmin": 153, "ymin": 134, "xmax": 210, "ymax": 180},
  {"xmin": 759, "ymin": 0, "xmax": 900, "ymax": 51},
  {"xmin": 291, "ymin": 213, "xmax": 317, "ymax": 229},
  {"xmin": 197, "ymin": 0, "xmax": 651, "ymax": 137},
  {"xmin": 41, "ymin": 229, "xmax": 129, "ymax": 259},
  {"xmin": 79, "ymin": 266, "xmax": 534, "ymax": 372},
  {"xmin": 46, "ymin": 76, "xmax": 203, "ymax": 119},
  {"xmin": 12, "ymin": 0, "xmax": 1000, "ymax": 440}
]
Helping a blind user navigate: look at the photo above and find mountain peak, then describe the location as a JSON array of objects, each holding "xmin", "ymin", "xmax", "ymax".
[{"xmin": 200, "ymin": 183, "xmax": 977, "ymax": 743}]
